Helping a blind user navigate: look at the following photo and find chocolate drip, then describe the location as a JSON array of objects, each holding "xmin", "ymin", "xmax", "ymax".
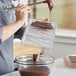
[{"xmin": 33, "ymin": 54, "xmax": 38, "ymax": 62}]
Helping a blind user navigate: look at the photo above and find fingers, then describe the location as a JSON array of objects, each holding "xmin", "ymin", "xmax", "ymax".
[
  {"xmin": 43, "ymin": 18, "xmax": 48, "ymax": 23},
  {"xmin": 15, "ymin": 4, "xmax": 31, "ymax": 23},
  {"xmin": 16, "ymin": 3, "xmax": 31, "ymax": 13},
  {"xmin": 17, "ymin": 4, "xmax": 25, "ymax": 11}
]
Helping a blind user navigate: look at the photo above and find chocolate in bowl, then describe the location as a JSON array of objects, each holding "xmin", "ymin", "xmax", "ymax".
[
  {"xmin": 19, "ymin": 66, "xmax": 50, "ymax": 76},
  {"xmin": 15, "ymin": 55, "xmax": 54, "ymax": 76}
]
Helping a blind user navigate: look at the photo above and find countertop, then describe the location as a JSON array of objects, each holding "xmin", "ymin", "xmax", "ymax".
[{"xmin": 51, "ymin": 58, "xmax": 76, "ymax": 76}]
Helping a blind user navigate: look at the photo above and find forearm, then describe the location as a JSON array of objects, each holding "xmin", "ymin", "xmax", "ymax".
[{"xmin": 2, "ymin": 20, "xmax": 24, "ymax": 41}]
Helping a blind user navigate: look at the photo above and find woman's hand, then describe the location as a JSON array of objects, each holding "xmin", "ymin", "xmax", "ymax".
[{"xmin": 15, "ymin": 4, "xmax": 31, "ymax": 24}]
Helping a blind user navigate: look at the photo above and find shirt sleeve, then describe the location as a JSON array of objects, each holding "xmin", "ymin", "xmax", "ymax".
[{"xmin": 0, "ymin": 26, "xmax": 2, "ymax": 44}]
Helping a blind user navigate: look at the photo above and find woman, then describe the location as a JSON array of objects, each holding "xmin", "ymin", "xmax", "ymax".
[{"xmin": 0, "ymin": 0, "xmax": 31, "ymax": 75}]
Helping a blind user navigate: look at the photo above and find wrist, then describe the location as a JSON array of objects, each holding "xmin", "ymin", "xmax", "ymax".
[{"xmin": 16, "ymin": 20, "xmax": 25, "ymax": 25}]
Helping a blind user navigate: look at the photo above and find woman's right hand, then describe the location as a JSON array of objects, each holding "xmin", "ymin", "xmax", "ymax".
[{"xmin": 15, "ymin": 4, "xmax": 31, "ymax": 24}]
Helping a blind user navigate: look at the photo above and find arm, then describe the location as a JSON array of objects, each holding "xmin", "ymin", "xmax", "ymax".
[
  {"xmin": 2, "ymin": 4, "xmax": 31, "ymax": 41},
  {"xmin": 2, "ymin": 21, "xmax": 24, "ymax": 41}
]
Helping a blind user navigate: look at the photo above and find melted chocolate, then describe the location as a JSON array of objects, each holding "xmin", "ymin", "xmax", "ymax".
[
  {"xmin": 33, "ymin": 54, "xmax": 38, "ymax": 62},
  {"xmin": 19, "ymin": 66, "xmax": 50, "ymax": 76},
  {"xmin": 19, "ymin": 54, "xmax": 50, "ymax": 76},
  {"xmin": 31, "ymin": 21, "xmax": 54, "ymax": 29}
]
